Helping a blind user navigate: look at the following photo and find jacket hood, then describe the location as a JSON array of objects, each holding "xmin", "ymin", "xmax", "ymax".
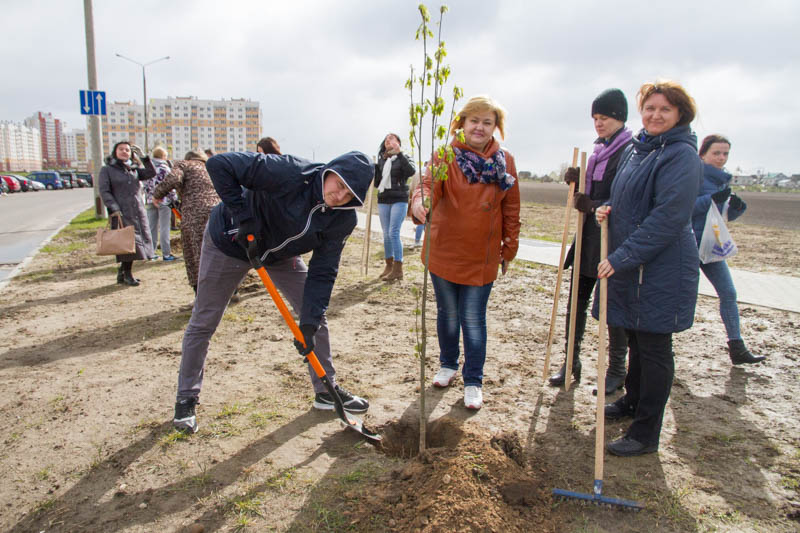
[
  {"xmin": 702, "ymin": 163, "xmax": 731, "ymax": 187},
  {"xmin": 319, "ymin": 151, "xmax": 373, "ymax": 209},
  {"xmin": 633, "ymin": 125, "xmax": 697, "ymax": 153}
]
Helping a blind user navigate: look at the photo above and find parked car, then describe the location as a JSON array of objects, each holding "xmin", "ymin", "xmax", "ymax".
[
  {"xmin": 1, "ymin": 175, "xmax": 22, "ymax": 192},
  {"xmin": 6, "ymin": 174, "xmax": 29, "ymax": 191},
  {"xmin": 1, "ymin": 178, "xmax": 9, "ymax": 194},
  {"xmin": 11, "ymin": 174, "xmax": 43, "ymax": 191},
  {"xmin": 59, "ymin": 171, "xmax": 81, "ymax": 188},
  {"xmin": 76, "ymin": 177, "xmax": 89, "ymax": 188},
  {"xmin": 25, "ymin": 177, "xmax": 46, "ymax": 191},
  {"xmin": 27, "ymin": 171, "xmax": 63, "ymax": 190},
  {"xmin": 76, "ymin": 172, "xmax": 93, "ymax": 186}
]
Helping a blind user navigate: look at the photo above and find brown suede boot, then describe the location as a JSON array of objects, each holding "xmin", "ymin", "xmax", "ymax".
[
  {"xmin": 378, "ymin": 258, "xmax": 394, "ymax": 280},
  {"xmin": 384, "ymin": 260, "xmax": 403, "ymax": 281}
]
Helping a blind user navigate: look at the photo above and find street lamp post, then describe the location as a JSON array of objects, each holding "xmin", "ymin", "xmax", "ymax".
[{"xmin": 115, "ymin": 53, "xmax": 169, "ymax": 152}]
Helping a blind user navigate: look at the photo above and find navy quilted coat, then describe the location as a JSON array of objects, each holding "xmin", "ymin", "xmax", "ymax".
[{"xmin": 598, "ymin": 125, "xmax": 703, "ymax": 333}]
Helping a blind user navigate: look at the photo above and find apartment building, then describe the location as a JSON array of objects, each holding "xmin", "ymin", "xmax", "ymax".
[
  {"xmin": 0, "ymin": 121, "xmax": 43, "ymax": 172},
  {"xmin": 101, "ymin": 96, "xmax": 261, "ymax": 157},
  {"xmin": 63, "ymin": 129, "xmax": 89, "ymax": 171},
  {"xmin": 25, "ymin": 111, "xmax": 68, "ymax": 167}
]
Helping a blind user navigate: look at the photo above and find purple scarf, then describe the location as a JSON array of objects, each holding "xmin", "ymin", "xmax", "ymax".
[
  {"xmin": 584, "ymin": 127, "xmax": 632, "ymax": 195},
  {"xmin": 453, "ymin": 147, "xmax": 515, "ymax": 191}
]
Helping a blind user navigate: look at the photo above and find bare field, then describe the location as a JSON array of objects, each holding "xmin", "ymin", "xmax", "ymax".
[{"xmin": 0, "ymin": 209, "xmax": 797, "ymax": 532}]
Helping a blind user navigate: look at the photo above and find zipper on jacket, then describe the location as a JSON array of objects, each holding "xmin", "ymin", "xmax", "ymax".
[
  {"xmin": 484, "ymin": 187, "xmax": 499, "ymax": 267},
  {"xmin": 638, "ymin": 265, "xmax": 644, "ymax": 285},
  {"xmin": 259, "ymin": 203, "xmax": 325, "ymax": 262}
]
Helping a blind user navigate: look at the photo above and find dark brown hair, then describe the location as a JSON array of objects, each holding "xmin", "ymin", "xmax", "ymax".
[
  {"xmin": 111, "ymin": 140, "xmax": 141, "ymax": 166},
  {"xmin": 699, "ymin": 134, "xmax": 731, "ymax": 157},
  {"xmin": 257, "ymin": 137, "xmax": 281, "ymax": 155},
  {"xmin": 378, "ymin": 133, "xmax": 401, "ymax": 157},
  {"xmin": 637, "ymin": 80, "xmax": 697, "ymax": 127}
]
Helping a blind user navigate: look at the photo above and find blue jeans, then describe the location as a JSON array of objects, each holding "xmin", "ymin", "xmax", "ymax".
[
  {"xmin": 414, "ymin": 224, "xmax": 424, "ymax": 244},
  {"xmin": 700, "ymin": 260, "xmax": 740, "ymax": 340},
  {"xmin": 430, "ymin": 272, "xmax": 493, "ymax": 387},
  {"xmin": 378, "ymin": 201, "xmax": 407, "ymax": 262}
]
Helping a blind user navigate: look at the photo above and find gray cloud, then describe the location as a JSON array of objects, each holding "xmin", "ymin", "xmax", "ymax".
[{"xmin": 2, "ymin": 0, "xmax": 798, "ymax": 173}]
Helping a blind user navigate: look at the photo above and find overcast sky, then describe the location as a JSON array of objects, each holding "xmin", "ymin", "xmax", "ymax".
[{"xmin": 3, "ymin": 0, "xmax": 799, "ymax": 174}]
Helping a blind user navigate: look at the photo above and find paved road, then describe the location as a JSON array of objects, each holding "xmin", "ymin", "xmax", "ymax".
[
  {"xmin": 0, "ymin": 188, "xmax": 95, "ymax": 283},
  {"xmin": 519, "ymin": 182, "xmax": 799, "ymax": 229}
]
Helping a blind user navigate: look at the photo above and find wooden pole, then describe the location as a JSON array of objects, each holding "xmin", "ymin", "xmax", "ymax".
[
  {"xmin": 543, "ymin": 147, "xmax": 579, "ymax": 382},
  {"xmin": 564, "ymin": 151, "xmax": 587, "ymax": 392},
  {"xmin": 595, "ymin": 219, "xmax": 609, "ymax": 483},
  {"xmin": 360, "ymin": 157, "xmax": 376, "ymax": 276}
]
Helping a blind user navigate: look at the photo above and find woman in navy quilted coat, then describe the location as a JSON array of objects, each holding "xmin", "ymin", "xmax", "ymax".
[{"xmin": 595, "ymin": 80, "xmax": 703, "ymax": 457}]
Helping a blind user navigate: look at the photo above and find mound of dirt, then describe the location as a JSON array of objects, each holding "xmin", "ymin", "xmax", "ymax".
[{"xmin": 345, "ymin": 417, "xmax": 554, "ymax": 532}]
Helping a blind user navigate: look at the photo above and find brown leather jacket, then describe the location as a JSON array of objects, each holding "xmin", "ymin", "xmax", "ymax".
[{"xmin": 411, "ymin": 137, "xmax": 521, "ymax": 286}]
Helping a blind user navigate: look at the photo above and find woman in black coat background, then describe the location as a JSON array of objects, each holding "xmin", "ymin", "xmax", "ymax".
[
  {"xmin": 98, "ymin": 141, "xmax": 155, "ymax": 286},
  {"xmin": 374, "ymin": 133, "xmax": 416, "ymax": 281}
]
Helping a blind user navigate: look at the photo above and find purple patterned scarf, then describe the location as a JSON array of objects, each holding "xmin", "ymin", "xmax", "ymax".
[
  {"xmin": 584, "ymin": 127, "xmax": 632, "ymax": 195},
  {"xmin": 453, "ymin": 147, "xmax": 515, "ymax": 191}
]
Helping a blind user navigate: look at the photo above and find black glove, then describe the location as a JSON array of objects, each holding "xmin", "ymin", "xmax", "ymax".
[
  {"xmin": 729, "ymin": 194, "xmax": 746, "ymax": 211},
  {"xmin": 564, "ymin": 167, "xmax": 580, "ymax": 185},
  {"xmin": 294, "ymin": 324, "xmax": 318, "ymax": 356},
  {"xmin": 235, "ymin": 219, "xmax": 258, "ymax": 251},
  {"xmin": 711, "ymin": 187, "xmax": 731, "ymax": 203},
  {"xmin": 573, "ymin": 192, "xmax": 595, "ymax": 214}
]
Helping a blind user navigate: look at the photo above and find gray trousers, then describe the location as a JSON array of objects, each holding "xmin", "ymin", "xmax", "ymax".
[
  {"xmin": 176, "ymin": 227, "xmax": 335, "ymax": 400},
  {"xmin": 146, "ymin": 203, "xmax": 172, "ymax": 256}
]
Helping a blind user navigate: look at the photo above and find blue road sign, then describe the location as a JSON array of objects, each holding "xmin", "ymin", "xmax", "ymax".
[{"xmin": 79, "ymin": 90, "xmax": 107, "ymax": 115}]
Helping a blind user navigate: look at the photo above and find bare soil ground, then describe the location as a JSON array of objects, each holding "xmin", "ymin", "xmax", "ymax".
[{"xmin": 0, "ymin": 207, "xmax": 798, "ymax": 533}]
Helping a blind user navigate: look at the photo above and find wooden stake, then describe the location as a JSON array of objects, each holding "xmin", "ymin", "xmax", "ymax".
[
  {"xmin": 564, "ymin": 151, "xmax": 587, "ymax": 392},
  {"xmin": 360, "ymin": 158, "xmax": 376, "ymax": 276},
  {"xmin": 543, "ymin": 147, "xmax": 579, "ymax": 383}
]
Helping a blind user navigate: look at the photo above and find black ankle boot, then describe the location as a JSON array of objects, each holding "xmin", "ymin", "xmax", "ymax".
[
  {"xmin": 548, "ymin": 355, "xmax": 582, "ymax": 386},
  {"xmin": 117, "ymin": 264, "xmax": 124, "ymax": 284},
  {"xmin": 728, "ymin": 340, "xmax": 765, "ymax": 365},
  {"xmin": 122, "ymin": 262, "xmax": 139, "ymax": 287}
]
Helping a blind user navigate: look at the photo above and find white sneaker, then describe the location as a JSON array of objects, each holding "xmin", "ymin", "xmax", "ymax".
[
  {"xmin": 432, "ymin": 367, "xmax": 457, "ymax": 388},
  {"xmin": 464, "ymin": 386, "xmax": 483, "ymax": 410}
]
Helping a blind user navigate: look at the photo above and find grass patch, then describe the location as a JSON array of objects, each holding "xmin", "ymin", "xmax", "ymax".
[
  {"xmin": 216, "ymin": 402, "xmax": 246, "ymax": 419},
  {"xmin": 265, "ymin": 467, "xmax": 297, "ymax": 491},
  {"xmin": 159, "ymin": 429, "xmax": 190, "ymax": 448},
  {"xmin": 41, "ymin": 241, "xmax": 90, "ymax": 254}
]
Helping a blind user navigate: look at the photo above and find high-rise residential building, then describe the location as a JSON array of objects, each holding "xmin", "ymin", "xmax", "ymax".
[
  {"xmin": 101, "ymin": 96, "xmax": 261, "ymax": 157},
  {"xmin": 63, "ymin": 129, "xmax": 89, "ymax": 171},
  {"xmin": 0, "ymin": 121, "xmax": 43, "ymax": 172},
  {"xmin": 25, "ymin": 111, "xmax": 68, "ymax": 167}
]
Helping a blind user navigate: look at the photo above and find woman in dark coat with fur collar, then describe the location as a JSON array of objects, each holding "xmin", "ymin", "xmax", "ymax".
[{"xmin": 98, "ymin": 141, "xmax": 156, "ymax": 286}]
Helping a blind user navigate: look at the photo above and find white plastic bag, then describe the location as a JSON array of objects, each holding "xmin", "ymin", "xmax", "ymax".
[{"xmin": 698, "ymin": 201, "xmax": 737, "ymax": 264}]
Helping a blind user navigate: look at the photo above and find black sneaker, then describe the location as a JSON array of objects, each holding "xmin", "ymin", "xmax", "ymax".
[
  {"xmin": 173, "ymin": 397, "xmax": 199, "ymax": 433},
  {"xmin": 604, "ymin": 396, "xmax": 635, "ymax": 420},
  {"xmin": 606, "ymin": 436, "xmax": 658, "ymax": 457},
  {"xmin": 313, "ymin": 385, "xmax": 369, "ymax": 414}
]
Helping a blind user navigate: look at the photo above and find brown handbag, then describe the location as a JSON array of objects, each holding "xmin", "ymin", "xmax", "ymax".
[{"xmin": 96, "ymin": 213, "xmax": 135, "ymax": 255}]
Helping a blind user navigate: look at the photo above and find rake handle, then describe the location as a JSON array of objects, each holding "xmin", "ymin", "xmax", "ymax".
[
  {"xmin": 543, "ymin": 147, "xmax": 579, "ymax": 382},
  {"xmin": 595, "ymin": 219, "xmax": 609, "ymax": 483}
]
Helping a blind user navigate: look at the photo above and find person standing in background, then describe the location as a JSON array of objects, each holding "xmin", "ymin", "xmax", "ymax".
[
  {"xmin": 693, "ymin": 134, "xmax": 765, "ymax": 365},
  {"xmin": 143, "ymin": 146, "xmax": 178, "ymax": 262},
  {"xmin": 374, "ymin": 133, "xmax": 416, "ymax": 281}
]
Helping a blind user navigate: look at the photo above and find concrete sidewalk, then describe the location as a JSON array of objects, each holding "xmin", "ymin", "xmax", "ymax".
[{"xmin": 356, "ymin": 212, "xmax": 800, "ymax": 314}]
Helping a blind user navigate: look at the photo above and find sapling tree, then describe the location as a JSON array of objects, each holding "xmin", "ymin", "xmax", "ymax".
[{"xmin": 406, "ymin": 3, "xmax": 462, "ymax": 452}]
